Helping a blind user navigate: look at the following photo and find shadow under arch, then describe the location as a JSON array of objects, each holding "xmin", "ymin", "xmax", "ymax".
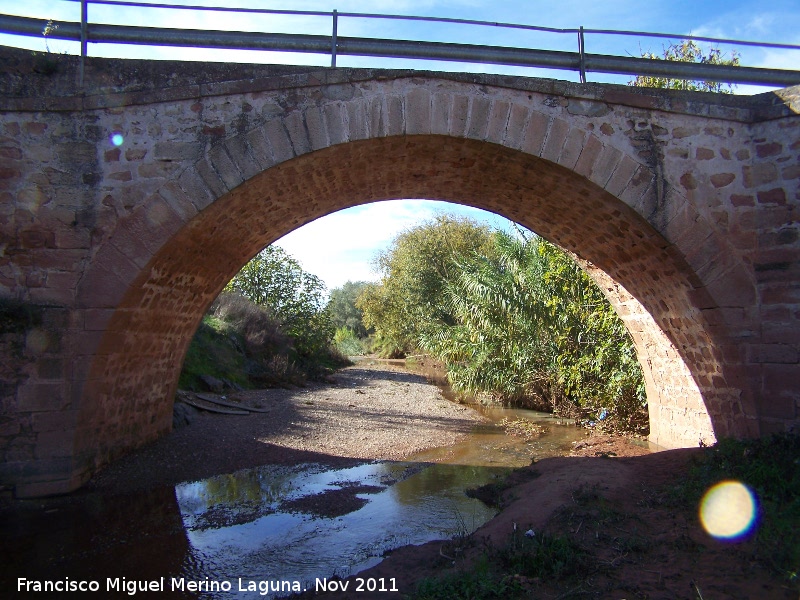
[{"xmin": 76, "ymin": 135, "xmax": 750, "ymax": 476}]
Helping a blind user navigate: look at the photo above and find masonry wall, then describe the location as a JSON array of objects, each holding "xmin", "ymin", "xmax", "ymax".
[{"xmin": 0, "ymin": 47, "xmax": 797, "ymax": 496}]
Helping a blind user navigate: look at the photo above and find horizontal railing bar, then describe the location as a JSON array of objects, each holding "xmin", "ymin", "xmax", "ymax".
[
  {"xmin": 59, "ymin": 0, "xmax": 800, "ymax": 51},
  {"xmin": 3, "ymin": 14, "xmax": 799, "ymax": 87}
]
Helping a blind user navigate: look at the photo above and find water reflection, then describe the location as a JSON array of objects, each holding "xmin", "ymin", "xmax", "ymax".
[{"xmin": 175, "ymin": 461, "xmax": 504, "ymax": 598}]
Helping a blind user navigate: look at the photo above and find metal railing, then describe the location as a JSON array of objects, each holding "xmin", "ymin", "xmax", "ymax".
[{"xmin": 2, "ymin": 0, "xmax": 799, "ymax": 89}]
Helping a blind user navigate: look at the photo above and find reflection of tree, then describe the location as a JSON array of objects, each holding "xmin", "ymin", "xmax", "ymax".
[
  {"xmin": 183, "ymin": 467, "xmax": 298, "ymax": 510},
  {"xmin": 391, "ymin": 464, "xmax": 504, "ymax": 506}
]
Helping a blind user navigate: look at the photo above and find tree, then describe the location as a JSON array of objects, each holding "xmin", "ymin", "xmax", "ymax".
[
  {"xmin": 419, "ymin": 231, "xmax": 646, "ymax": 432},
  {"xmin": 327, "ymin": 281, "xmax": 372, "ymax": 338},
  {"xmin": 224, "ymin": 245, "xmax": 333, "ymax": 364},
  {"xmin": 356, "ymin": 214, "xmax": 496, "ymax": 357},
  {"xmin": 629, "ymin": 39, "xmax": 740, "ymax": 94}
]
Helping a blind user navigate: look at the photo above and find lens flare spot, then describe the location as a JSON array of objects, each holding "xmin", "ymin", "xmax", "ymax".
[
  {"xmin": 110, "ymin": 133, "xmax": 124, "ymax": 147},
  {"xmin": 699, "ymin": 480, "xmax": 757, "ymax": 540}
]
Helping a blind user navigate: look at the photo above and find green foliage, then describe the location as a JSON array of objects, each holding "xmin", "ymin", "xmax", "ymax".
[
  {"xmin": 356, "ymin": 214, "xmax": 496, "ymax": 357},
  {"xmin": 178, "ymin": 314, "xmax": 251, "ymax": 390},
  {"xmin": 671, "ymin": 434, "xmax": 800, "ymax": 587},
  {"xmin": 327, "ymin": 281, "xmax": 372, "ymax": 338},
  {"xmin": 413, "ymin": 530, "xmax": 585, "ymax": 600},
  {"xmin": 499, "ymin": 530, "xmax": 587, "ymax": 581},
  {"xmin": 629, "ymin": 39, "xmax": 740, "ymax": 93},
  {"xmin": 333, "ymin": 327, "xmax": 365, "ymax": 356},
  {"xmin": 414, "ymin": 556, "xmax": 522, "ymax": 600},
  {"xmin": 420, "ymin": 231, "xmax": 645, "ymax": 431},
  {"xmin": 224, "ymin": 246, "xmax": 334, "ymax": 367}
]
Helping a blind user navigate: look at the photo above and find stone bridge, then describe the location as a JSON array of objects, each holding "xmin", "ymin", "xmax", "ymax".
[{"xmin": 1, "ymin": 46, "xmax": 798, "ymax": 497}]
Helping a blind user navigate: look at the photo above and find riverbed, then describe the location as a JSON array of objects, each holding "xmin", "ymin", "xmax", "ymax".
[{"xmin": 1, "ymin": 361, "xmax": 587, "ymax": 598}]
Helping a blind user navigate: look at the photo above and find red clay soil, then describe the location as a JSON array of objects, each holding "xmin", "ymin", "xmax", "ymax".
[{"xmin": 301, "ymin": 436, "xmax": 795, "ymax": 600}]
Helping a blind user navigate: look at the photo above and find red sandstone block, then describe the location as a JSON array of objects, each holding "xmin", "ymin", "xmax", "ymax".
[
  {"xmin": 244, "ymin": 127, "xmax": 276, "ymax": 170},
  {"xmin": 405, "ymin": 88, "xmax": 432, "ymax": 135},
  {"xmin": 557, "ymin": 127, "xmax": 586, "ymax": 170},
  {"xmin": 17, "ymin": 383, "xmax": 65, "ymax": 412},
  {"xmin": 194, "ymin": 157, "xmax": 228, "ymax": 200},
  {"xmin": 304, "ymin": 105, "xmax": 329, "ymax": 150},
  {"xmin": 264, "ymin": 119, "xmax": 294, "ymax": 162},
  {"xmin": 466, "ymin": 96, "xmax": 491, "ymax": 140},
  {"xmin": 448, "ymin": 95, "xmax": 469, "ymax": 137},
  {"xmin": 284, "ymin": 110, "xmax": 311, "ymax": 155},
  {"xmin": 485, "ymin": 100, "xmax": 510, "ymax": 144},
  {"xmin": 573, "ymin": 134, "xmax": 603, "ymax": 178},
  {"xmin": 604, "ymin": 154, "xmax": 638, "ymax": 197},
  {"xmin": 386, "ymin": 96, "xmax": 404, "ymax": 137},
  {"xmin": 503, "ymin": 103, "xmax": 528, "ymax": 149},
  {"xmin": 177, "ymin": 166, "xmax": 215, "ymax": 212},
  {"xmin": 519, "ymin": 111, "xmax": 550, "ymax": 156},
  {"xmin": 541, "ymin": 118, "xmax": 569, "ymax": 163},
  {"xmin": 588, "ymin": 144, "xmax": 623, "ymax": 189},
  {"xmin": 346, "ymin": 101, "xmax": 368, "ymax": 141},
  {"xmin": 761, "ymin": 365, "xmax": 798, "ymax": 418},
  {"xmin": 208, "ymin": 144, "xmax": 244, "ymax": 191},
  {"xmin": 431, "ymin": 93, "xmax": 451, "ymax": 136}
]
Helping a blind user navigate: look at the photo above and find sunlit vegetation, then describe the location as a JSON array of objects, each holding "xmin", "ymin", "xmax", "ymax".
[
  {"xmin": 357, "ymin": 216, "xmax": 646, "ymax": 433},
  {"xmin": 180, "ymin": 247, "xmax": 349, "ymax": 390},
  {"xmin": 629, "ymin": 39, "xmax": 740, "ymax": 93}
]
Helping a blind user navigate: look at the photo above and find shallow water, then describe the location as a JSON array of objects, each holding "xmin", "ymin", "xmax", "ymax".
[{"xmin": 2, "ymin": 362, "xmax": 585, "ymax": 598}]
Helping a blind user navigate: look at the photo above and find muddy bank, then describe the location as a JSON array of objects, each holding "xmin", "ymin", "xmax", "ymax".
[{"xmin": 305, "ymin": 442, "xmax": 794, "ymax": 600}]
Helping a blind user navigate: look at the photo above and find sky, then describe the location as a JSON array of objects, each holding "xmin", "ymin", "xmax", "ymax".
[{"xmin": 1, "ymin": 0, "xmax": 798, "ymax": 290}]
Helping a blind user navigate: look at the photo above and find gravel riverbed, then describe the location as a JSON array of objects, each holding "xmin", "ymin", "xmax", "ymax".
[{"xmin": 88, "ymin": 361, "xmax": 485, "ymax": 494}]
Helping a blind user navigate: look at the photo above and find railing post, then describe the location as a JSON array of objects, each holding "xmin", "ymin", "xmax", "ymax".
[
  {"xmin": 578, "ymin": 26, "xmax": 586, "ymax": 83},
  {"xmin": 331, "ymin": 9, "xmax": 338, "ymax": 67},
  {"xmin": 79, "ymin": 0, "xmax": 88, "ymax": 88}
]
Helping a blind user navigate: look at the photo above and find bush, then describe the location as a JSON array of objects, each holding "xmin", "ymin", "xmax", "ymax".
[{"xmin": 333, "ymin": 327, "xmax": 365, "ymax": 356}]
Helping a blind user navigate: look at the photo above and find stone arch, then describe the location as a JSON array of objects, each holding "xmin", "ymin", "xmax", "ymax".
[{"xmin": 73, "ymin": 83, "xmax": 759, "ymax": 475}]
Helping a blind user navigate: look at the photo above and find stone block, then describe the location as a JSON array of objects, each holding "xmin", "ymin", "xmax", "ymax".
[
  {"xmin": 245, "ymin": 127, "xmax": 276, "ymax": 170},
  {"xmin": 520, "ymin": 111, "xmax": 550, "ymax": 156},
  {"xmin": 194, "ymin": 157, "xmax": 229, "ymax": 199},
  {"xmin": 346, "ymin": 100, "xmax": 368, "ymax": 141},
  {"xmin": 448, "ymin": 95, "xmax": 469, "ymax": 137},
  {"xmin": 156, "ymin": 182, "xmax": 198, "ymax": 223},
  {"xmin": 466, "ymin": 96, "xmax": 492, "ymax": 140},
  {"xmin": 485, "ymin": 100, "xmax": 510, "ymax": 144},
  {"xmin": 557, "ymin": 126, "xmax": 586, "ymax": 170},
  {"xmin": 405, "ymin": 88, "xmax": 431, "ymax": 135},
  {"xmin": 587, "ymin": 144, "xmax": 623, "ymax": 188},
  {"xmin": 541, "ymin": 118, "xmax": 569, "ymax": 162},
  {"xmin": 177, "ymin": 165, "xmax": 216, "ymax": 212},
  {"xmin": 431, "ymin": 93, "xmax": 450, "ymax": 136},
  {"xmin": 304, "ymin": 105, "xmax": 329, "ymax": 150},
  {"xmin": 504, "ymin": 103, "xmax": 529, "ymax": 149},
  {"xmin": 284, "ymin": 110, "xmax": 311, "ymax": 155},
  {"xmin": 605, "ymin": 154, "xmax": 638, "ymax": 197},
  {"xmin": 17, "ymin": 383, "xmax": 66, "ymax": 412},
  {"xmin": 208, "ymin": 144, "xmax": 244, "ymax": 191},
  {"xmin": 323, "ymin": 103, "xmax": 347, "ymax": 145},
  {"xmin": 385, "ymin": 96, "xmax": 404, "ymax": 137},
  {"xmin": 264, "ymin": 119, "xmax": 294, "ymax": 162}
]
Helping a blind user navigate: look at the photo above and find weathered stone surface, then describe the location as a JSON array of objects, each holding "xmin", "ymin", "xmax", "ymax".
[{"xmin": 1, "ymin": 48, "xmax": 798, "ymax": 497}]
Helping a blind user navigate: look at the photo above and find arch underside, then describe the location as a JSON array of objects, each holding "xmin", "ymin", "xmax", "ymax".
[{"xmin": 78, "ymin": 135, "xmax": 739, "ymax": 470}]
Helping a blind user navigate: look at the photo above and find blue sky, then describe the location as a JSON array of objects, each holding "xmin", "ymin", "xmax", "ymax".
[{"xmin": 2, "ymin": 0, "xmax": 798, "ymax": 289}]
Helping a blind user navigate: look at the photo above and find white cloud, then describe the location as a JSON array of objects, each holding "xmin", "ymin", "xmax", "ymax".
[{"xmin": 274, "ymin": 199, "xmax": 513, "ymax": 290}]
